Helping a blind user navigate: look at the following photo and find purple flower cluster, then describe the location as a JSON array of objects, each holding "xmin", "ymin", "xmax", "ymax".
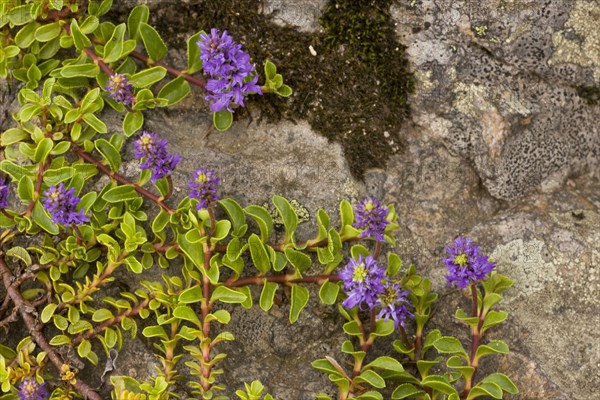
[
  {"xmin": 0, "ymin": 176, "xmax": 9, "ymax": 208},
  {"xmin": 197, "ymin": 28, "xmax": 262, "ymax": 113},
  {"xmin": 353, "ymin": 197, "xmax": 390, "ymax": 242},
  {"xmin": 377, "ymin": 282, "xmax": 413, "ymax": 329},
  {"xmin": 105, "ymin": 73, "xmax": 135, "ymax": 106},
  {"xmin": 134, "ymin": 131, "xmax": 181, "ymax": 183},
  {"xmin": 339, "ymin": 255, "xmax": 385, "ymax": 310},
  {"xmin": 339, "ymin": 254, "xmax": 413, "ymax": 329},
  {"xmin": 188, "ymin": 167, "xmax": 220, "ymax": 210},
  {"xmin": 443, "ymin": 236, "xmax": 496, "ymax": 289},
  {"xmin": 18, "ymin": 378, "xmax": 48, "ymax": 400},
  {"xmin": 42, "ymin": 183, "xmax": 89, "ymax": 225}
]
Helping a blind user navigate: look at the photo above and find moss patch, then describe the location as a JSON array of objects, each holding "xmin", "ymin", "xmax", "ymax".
[{"xmin": 147, "ymin": 0, "xmax": 413, "ymax": 178}]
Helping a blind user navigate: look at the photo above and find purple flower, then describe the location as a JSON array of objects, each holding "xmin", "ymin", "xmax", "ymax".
[
  {"xmin": 376, "ymin": 282, "xmax": 413, "ymax": 329},
  {"xmin": 0, "ymin": 176, "xmax": 9, "ymax": 208},
  {"xmin": 18, "ymin": 378, "xmax": 48, "ymax": 400},
  {"xmin": 197, "ymin": 28, "xmax": 262, "ymax": 113},
  {"xmin": 105, "ymin": 73, "xmax": 135, "ymax": 106},
  {"xmin": 133, "ymin": 131, "xmax": 181, "ymax": 183},
  {"xmin": 353, "ymin": 197, "xmax": 390, "ymax": 242},
  {"xmin": 339, "ymin": 255, "xmax": 386, "ymax": 310},
  {"xmin": 443, "ymin": 236, "xmax": 496, "ymax": 289},
  {"xmin": 188, "ymin": 167, "xmax": 220, "ymax": 210},
  {"xmin": 42, "ymin": 183, "xmax": 89, "ymax": 225}
]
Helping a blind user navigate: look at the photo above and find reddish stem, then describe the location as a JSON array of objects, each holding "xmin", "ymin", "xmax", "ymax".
[
  {"xmin": 129, "ymin": 51, "xmax": 206, "ymax": 89},
  {"xmin": 72, "ymin": 296, "xmax": 151, "ymax": 346},
  {"xmin": 224, "ymin": 273, "xmax": 340, "ymax": 288},
  {"xmin": 75, "ymin": 147, "xmax": 174, "ymax": 213}
]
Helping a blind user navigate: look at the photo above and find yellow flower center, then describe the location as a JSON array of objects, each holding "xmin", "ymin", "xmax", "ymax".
[
  {"xmin": 364, "ymin": 200, "xmax": 374, "ymax": 211},
  {"xmin": 196, "ymin": 173, "xmax": 208, "ymax": 183},
  {"xmin": 50, "ymin": 191, "xmax": 59, "ymax": 199},
  {"xmin": 352, "ymin": 263, "xmax": 367, "ymax": 283},
  {"xmin": 22, "ymin": 381, "xmax": 36, "ymax": 394},
  {"xmin": 454, "ymin": 253, "xmax": 468, "ymax": 266}
]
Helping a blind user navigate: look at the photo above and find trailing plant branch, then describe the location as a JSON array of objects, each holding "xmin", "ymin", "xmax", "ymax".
[
  {"xmin": 75, "ymin": 147, "xmax": 174, "ymax": 213},
  {"xmin": 129, "ymin": 50, "xmax": 207, "ymax": 90},
  {"xmin": 224, "ymin": 273, "xmax": 341, "ymax": 288},
  {"xmin": 0, "ymin": 255, "xmax": 103, "ymax": 400}
]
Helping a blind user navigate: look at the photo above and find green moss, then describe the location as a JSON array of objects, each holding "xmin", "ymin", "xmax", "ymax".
[
  {"xmin": 577, "ymin": 85, "xmax": 600, "ymax": 105},
  {"xmin": 150, "ymin": 0, "xmax": 413, "ymax": 178}
]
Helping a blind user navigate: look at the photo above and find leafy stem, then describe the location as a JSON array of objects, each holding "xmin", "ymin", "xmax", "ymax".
[{"xmin": 0, "ymin": 255, "xmax": 103, "ymax": 400}]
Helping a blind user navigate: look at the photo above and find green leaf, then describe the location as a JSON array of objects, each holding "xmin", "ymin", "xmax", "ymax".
[
  {"xmin": 272, "ymin": 195, "xmax": 298, "ymax": 243},
  {"xmin": 49, "ymin": 335, "xmax": 71, "ymax": 346},
  {"xmin": 77, "ymin": 339, "xmax": 92, "ymax": 359},
  {"xmin": 211, "ymin": 286, "xmax": 248, "ymax": 304},
  {"xmin": 467, "ymin": 382, "xmax": 503, "ymax": 399},
  {"xmin": 178, "ymin": 285, "xmax": 203, "ymax": 304},
  {"xmin": 41, "ymin": 303, "xmax": 58, "ymax": 323},
  {"xmin": 421, "ymin": 376, "xmax": 458, "ymax": 396},
  {"xmin": 392, "ymin": 383, "xmax": 426, "ymax": 399},
  {"xmin": 474, "ymin": 340, "xmax": 509, "ymax": 361},
  {"xmin": 92, "ymin": 309, "xmax": 114, "ymax": 322},
  {"xmin": 1, "ymin": 128, "xmax": 29, "ymax": 146},
  {"xmin": 95, "ymin": 139, "xmax": 121, "ymax": 171},
  {"xmin": 248, "ymin": 234, "xmax": 270, "ymax": 274},
  {"xmin": 83, "ymin": 113, "xmax": 107, "ymax": 133},
  {"xmin": 173, "ymin": 305, "xmax": 201, "ymax": 327},
  {"xmin": 356, "ymin": 391, "xmax": 383, "ymax": 400},
  {"xmin": 97, "ymin": 0, "xmax": 114, "ymax": 16},
  {"xmin": 69, "ymin": 19, "xmax": 91, "ymax": 51},
  {"xmin": 318, "ymin": 280, "xmax": 339, "ymax": 305},
  {"xmin": 102, "ymin": 185, "xmax": 139, "ymax": 203},
  {"xmin": 207, "ymin": 310, "xmax": 231, "ymax": 324},
  {"xmin": 139, "ymin": 22, "xmax": 167, "ymax": 61},
  {"xmin": 130, "ymin": 66, "xmax": 167, "ymax": 88},
  {"xmin": 157, "ymin": 75, "xmax": 190, "ymax": 106},
  {"xmin": 455, "ymin": 308, "xmax": 479, "ymax": 328},
  {"xmin": 127, "ymin": 5, "xmax": 149, "ymax": 41},
  {"xmin": 340, "ymin": 199, "xmax": 354, "ymax": 227},
  {"xmin": 482, "ymin": 293, "xmax": 502, "ymax": 312},
  {"xmin": 446, "ymin": 356, "xmax": 474, "ymax": 381},
  {"xmin": 259, "ymin": 281, "xmax": 278, "ymax": 312},
  {"xmin": 289, "ymin": 284, "xmax": 309, "ymax": 323},
  {"xmin": 122, "ymin": 111, "xmax": 143, "ymax": 137},
  {"xmin": 371, "ymin": 319, "xmax": 395, "ymax": 337},
  {"xmin": 17, "ymin": 176, "xmax": 34, "ymax": 201},
  {"xmin": 284, "ymin": 248, "xmax": 311, "ymax": 272},
  {"xmin": 60, "ymin": 63, "xmax": 100, "ymax": 78},
  {"xmin": 34, "ymin": 137, "xmax": 53, "ymax": 162},
  {"xmin": 264, "ymin": 59, "xmax": 277, "ymax": 80},
  {"xmin": 276, "ymin": 84, "xmax": 293, "ymax": 97},
  {"xmin": 387, "ymin": 253, "xmax": 403, "ymax": 277},
  {"xmin": 35, "ymin": 21, "xmax": 62, "ymax": 42},
  {"xmin": 481, "ymin": 310, "xmax": 508, "ymax": 332},
  {"xmin": 350, "ymin": 245, "xmax": 370, "ymax": 260},
  {"xmin": 356, "ymin": 369, "xmax": 385, "ymax": 389},
  {"xmin": 244, "ymin": 205, "xmax": 273, "ymax": 242},
  {"xmin": 15, "ymin": 21, "xmax": 39, "ymax": 48},
  {"xmin": 365, "ymin": 356, "xmax": 404, "ymax": 372},
  {"xmin": 187, "ymin": 31, "xmax": 203, "ymax": 73},
  {"xmin": 32, "ymin": 201, "xmax": 59, "ymax": 233},
  {"xmin": 213, "ymin": 109, "xmax": 233, "ymax": 132},
  {"xmin": 416, "ymin": 358, "xmax": 442, "ymax": 378},
  {"xmin": 152, "ymin": 209, "xmax": 170, "ymax": 234},
  {"xmin": 218, "ymin": 198, "xmax": 247, "ymax": 237},
  {"xmin": 210, "ymin": 219, "xmax": 231, "ymax": 244},
  {"xmin": 177, "ymin": 231, "xmax": 205, "ymax": 272},
  {"xmin": 434, "ymin": 336, "xmax": 468, "ymax": 359},
  {"xmin": 481, "ymin": 373, "xmax": 518, "ymax": 395},
  {"xmin": 142, "ymin": 325, "xmax": 168, "ymax": 340},
  {"xmin": 7, "ymin": 5, "xmax": 34, "ymax": 26},
  {"xmin": 103, "ymin": 23, "xmax": 126, "ymax": 63},
  {"xmin": 124, "ymin": 256, "xmax": 143, "ymax": 273}
]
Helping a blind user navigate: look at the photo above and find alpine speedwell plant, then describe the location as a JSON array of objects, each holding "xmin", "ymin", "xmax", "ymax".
[{"xmin": 0, "ymin": 1, "xmax": 516, "ymax": 400}]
